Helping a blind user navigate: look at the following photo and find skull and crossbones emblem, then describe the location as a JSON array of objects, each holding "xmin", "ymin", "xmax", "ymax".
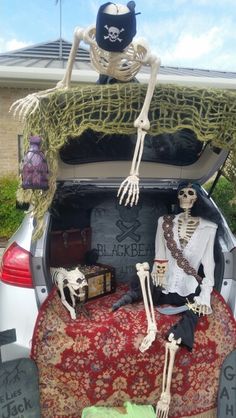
[{"xmin": 104, "ymin": 25, "xmax": 125, "ymax": 42}]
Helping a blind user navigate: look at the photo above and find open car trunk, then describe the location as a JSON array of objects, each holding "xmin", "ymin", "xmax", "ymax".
[{"xmin": 47, "ymin": 186, "xmax": 225, "ymax": 293}]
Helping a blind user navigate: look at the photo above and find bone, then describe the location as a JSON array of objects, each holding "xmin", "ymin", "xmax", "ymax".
[{"xmin": 136, "ymin": 262, "xmax": 157, "ymax": 352}]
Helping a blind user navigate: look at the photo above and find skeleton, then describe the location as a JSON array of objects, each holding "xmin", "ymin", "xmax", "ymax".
[
  {"xmin": 10, "ymin": 2, "xmax": 161, "ymax": 207},
  {"xmin": 51, "ymin": 267, "xmax": 88, "ymax": 320},
  {"xmin": 136, "ymin": 184, "xmax": 213, "ymax": 418}
]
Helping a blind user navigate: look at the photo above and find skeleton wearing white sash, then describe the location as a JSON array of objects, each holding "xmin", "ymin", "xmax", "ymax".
[{"xmin": 113, "ymin": 182, "xmax": 222, "ymax": 418}]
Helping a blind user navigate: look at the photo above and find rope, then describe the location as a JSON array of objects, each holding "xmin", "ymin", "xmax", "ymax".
[{"xmin": 17, "ymin": 83, "xmax": 236, "ymax": 239}]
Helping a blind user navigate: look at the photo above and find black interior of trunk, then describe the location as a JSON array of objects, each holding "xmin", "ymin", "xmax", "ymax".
[{"xmin": 49, "ymin": 189, "xmax": 224, "ymax": 291}]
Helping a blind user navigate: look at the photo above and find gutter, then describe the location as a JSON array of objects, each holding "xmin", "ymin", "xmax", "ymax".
[{"xmin": 0, "ymin": 66, "xmax": 236, "ymax": 90}]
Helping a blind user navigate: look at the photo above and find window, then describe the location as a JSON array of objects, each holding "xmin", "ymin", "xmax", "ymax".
[{"xmin": 60, "ymin": 128, "xmax": 204, "ymax": 166}]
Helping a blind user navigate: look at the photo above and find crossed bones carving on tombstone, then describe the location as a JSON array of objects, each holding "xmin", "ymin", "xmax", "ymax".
[{"xmin": 116, "ymin": 219, "xmax": 141, "ymax": 242}]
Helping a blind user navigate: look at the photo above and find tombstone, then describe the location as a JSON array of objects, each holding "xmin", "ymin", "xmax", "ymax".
[
  {"xmin": 91, "ymin": 196, "xmax": 167, "ymax": 282},
  {"xmin": 217, "ymin": 349, "xmax": 236, "ymax": 418},
  {"xmin": 0, "ymin": 330, "xmax": 41, "ymax": 418}
]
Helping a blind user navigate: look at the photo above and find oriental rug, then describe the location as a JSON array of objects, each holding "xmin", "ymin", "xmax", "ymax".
[{"xmin": 31, "ymin": 286, "xmax": 236, "ymax": 418}]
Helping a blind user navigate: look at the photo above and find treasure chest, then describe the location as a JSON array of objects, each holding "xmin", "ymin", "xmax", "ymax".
[
  {"xmin": 78, "ymin": 264, "xmax": 116, "ymax": 300},
  {"xmin": 50, "ymin": 227, "xmax": 91, "ymax": 267}
]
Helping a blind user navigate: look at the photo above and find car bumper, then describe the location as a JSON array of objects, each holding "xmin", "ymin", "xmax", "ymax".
[{"xmin": 0, "ymin": 281, "xmax": 38, "ymax": 361}]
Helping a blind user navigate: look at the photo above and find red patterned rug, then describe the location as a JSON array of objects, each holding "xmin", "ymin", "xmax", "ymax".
[{"xmin": 31, "ymin": 285, "xmax": 236, "ymax": 418}]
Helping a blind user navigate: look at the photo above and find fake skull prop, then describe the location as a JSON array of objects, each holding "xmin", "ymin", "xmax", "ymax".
[
  {"xmin": 156, "ymin": 260, "xmax": 168, "ymax": 277},
  {"xmin": 178, "ymin": 186, "xmax": 197, "ymax": 209},
  {"xmin": 68, "ymin": 268, "xmax": 88, "ymax": 301}
]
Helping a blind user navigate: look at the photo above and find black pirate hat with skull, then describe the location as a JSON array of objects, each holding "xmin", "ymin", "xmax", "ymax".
[{"xmin": 96, "ymin": 2, "xmax": 137, "ymax": 52}]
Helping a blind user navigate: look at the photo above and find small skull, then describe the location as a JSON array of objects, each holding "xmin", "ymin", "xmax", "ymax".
[
  {"xmin": 156, "ymin": 261, "xmax": 168, "ymax": 277},
  {"xmin": 178, "ymin": 186, "xmax": 197, "ymax": 209}
]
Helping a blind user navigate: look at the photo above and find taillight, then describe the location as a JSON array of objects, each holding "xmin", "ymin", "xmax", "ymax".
[{"xmin": 0, "ymin": 242, "xmax": 33, "ymax": 288}]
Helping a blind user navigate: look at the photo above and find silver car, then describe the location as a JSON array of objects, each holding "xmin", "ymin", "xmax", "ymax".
[{"xmin": 0, "ymin": 127, "xmax": 236, "ymax": 362}]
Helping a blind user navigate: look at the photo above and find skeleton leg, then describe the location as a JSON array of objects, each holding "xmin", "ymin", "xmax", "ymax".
[
  {"xmin": 156, "ymin": 333, "xmax": 181, "ymax": 418},
  {"xmin": 57, "ymin": 281, "xmax": 77, "ymax": 320},
  {"xmin": 118, "ymin": 55, "xmax": 160, "ymax": 206},
  {"xmin": 136, "ymin": 262, "xmax": 157, "ymax": 353}
]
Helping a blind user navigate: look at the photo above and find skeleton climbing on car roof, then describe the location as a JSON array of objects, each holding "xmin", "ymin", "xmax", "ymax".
[
  {"xmin": 10, "ymin": 1, "xmax": 161, "ymax": 208},
  {"xmin": 113, "ymin": 182, "xmax": 224, "ymax": 418}
]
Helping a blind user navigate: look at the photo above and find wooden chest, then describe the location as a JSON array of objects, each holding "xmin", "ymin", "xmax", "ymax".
[{"xmin": 77, "ymin": 264, "xmax": 116, "ymax": 300}]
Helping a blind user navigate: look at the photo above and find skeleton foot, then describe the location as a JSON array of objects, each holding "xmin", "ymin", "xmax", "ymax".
[
  {"xmin": 156, "ymin": 392, "xmax": 170, "ymax": 418},
  {"xmin": 139, "ymin": 326, "xmax": 157, "ymax": 353},
  {"xmin": 156, "ymin": 334, "xmax": 181, "ymax": 418},
  {"xmin": 117, "ymin": 174, "xmax": 139, "ymax": 206}
]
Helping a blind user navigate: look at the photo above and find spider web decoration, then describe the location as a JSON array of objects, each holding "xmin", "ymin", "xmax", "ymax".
[{"xmin": 17, "ymin": 83, "xmax": 236, "ymax": 239}]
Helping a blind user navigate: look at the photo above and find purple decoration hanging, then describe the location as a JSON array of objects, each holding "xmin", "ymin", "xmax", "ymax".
[{"xmin": 21, "ymin": 136, "xmax": 49, "ymax": 190}]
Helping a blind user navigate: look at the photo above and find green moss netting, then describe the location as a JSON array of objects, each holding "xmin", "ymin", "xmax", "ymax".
[{"xmin": 17, "ymin": 83, "xmax": 236, "ymax": 239}]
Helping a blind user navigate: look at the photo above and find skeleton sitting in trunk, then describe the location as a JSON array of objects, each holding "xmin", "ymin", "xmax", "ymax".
[
  {"xmin": 11, "ymin": 1, "xmax": 160, "ymax": 207},
  {"xmin": 113, "ymin": 182, "xmax": 222, "ymax": 418}
]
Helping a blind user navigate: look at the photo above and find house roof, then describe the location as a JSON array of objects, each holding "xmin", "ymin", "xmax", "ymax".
[{"xmin": 0, "ymin": 38, "xmax": 236, "ymax": 89}]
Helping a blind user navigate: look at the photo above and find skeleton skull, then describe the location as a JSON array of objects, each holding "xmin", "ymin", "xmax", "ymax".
[
  {"xmin": 67, "ymin": 268, "xmax": 88, "ymax": 301},
  {"xmin": 178, "ymin": 186, "xmax": 197, "ymax": 209}
]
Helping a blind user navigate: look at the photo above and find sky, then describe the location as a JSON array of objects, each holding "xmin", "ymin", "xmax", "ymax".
[{"xmin": 0, "ymin": 0, "xmax": 236, "ymax": 72}]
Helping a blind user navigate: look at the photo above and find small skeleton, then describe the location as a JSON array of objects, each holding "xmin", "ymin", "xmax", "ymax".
[
  {"xmin": 152, "ymin": 259, "xmax": 168, "ymax": 287},
  {"xmin": 10, "ymin": 2, "xmax": 160, "ymax": 207},
  {"xmin": 51, "ymin": 267, "xmax": 88, "ymax": 320}
]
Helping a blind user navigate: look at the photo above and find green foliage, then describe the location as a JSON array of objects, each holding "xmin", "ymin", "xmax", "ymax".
[
  {"xmin": 205, "ymin": 176, "xmax": 236, "ymax": 234},
  {"xmin": 0, "ymin": 175, "xmax": 24, "ymax": 239}
]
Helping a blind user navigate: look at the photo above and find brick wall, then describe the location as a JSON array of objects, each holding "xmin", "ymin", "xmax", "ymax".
[{"xmin": 0, "ymin": 87, "xmax": 38, "ymax": 176}]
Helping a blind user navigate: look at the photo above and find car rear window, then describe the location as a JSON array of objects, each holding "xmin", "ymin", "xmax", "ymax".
[{"xmin": 60, "ymin": 128, "xmax": 204, "ymax": 166}]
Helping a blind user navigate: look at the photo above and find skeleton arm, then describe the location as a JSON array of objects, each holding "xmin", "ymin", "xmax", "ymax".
[
  {"xmin": 190, "ymin": 226, "xmax": 217, "ymax": 315},
  {"xmin": 134, "ymin": 52, "xmax": 161, "ymax": 131},
  {"xmin": 10, "ymin": 27, "xmax": 86, "ymax": 120},
  {"xmin": 118, "ymin": 52, "xmax": 160, "ymax": 206},
  {"xmin": 152, "ymin": 217, "xmax": 169, "ymax": 287},
  {"xmin": 58, "ymin": 26, "xmax": 87, "ymax": 89},
  {"xmin": 57, "ymin": 276, "xmax": 77, "ymax": 320}
]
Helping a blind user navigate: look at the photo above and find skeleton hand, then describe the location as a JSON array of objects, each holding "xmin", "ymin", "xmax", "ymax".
[
  {"xmin": 151, "ymin": 271, "xmax": 166, "ymax": 288},
  {"xmin": 186, "ymin": 299, "xmax": 211, "ymax": 316},
  {"xmin": 10, "ymin": 83, "xmax": 67, "ymax": 121},
  {"xmin": 156, "ymin": 392, "xmax": 171, "ymax": 418},
  {"xmin": 117, "ymin": 174, "xmax": 139, "ymax": 206},
  {"xmin": 10, "ymin": 93, "xmax": 41, "ymax": 121}
]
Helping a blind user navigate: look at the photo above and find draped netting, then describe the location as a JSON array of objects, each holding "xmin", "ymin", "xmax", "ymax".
[{"xmin": 16, "ymin": 83, "xmax": 236, "ymax": 239}]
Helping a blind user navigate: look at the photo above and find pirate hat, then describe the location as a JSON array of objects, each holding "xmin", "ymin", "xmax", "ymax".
[{"xmin": 96, "ymin": 2, "xmax": 137, "ymax": 52}]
